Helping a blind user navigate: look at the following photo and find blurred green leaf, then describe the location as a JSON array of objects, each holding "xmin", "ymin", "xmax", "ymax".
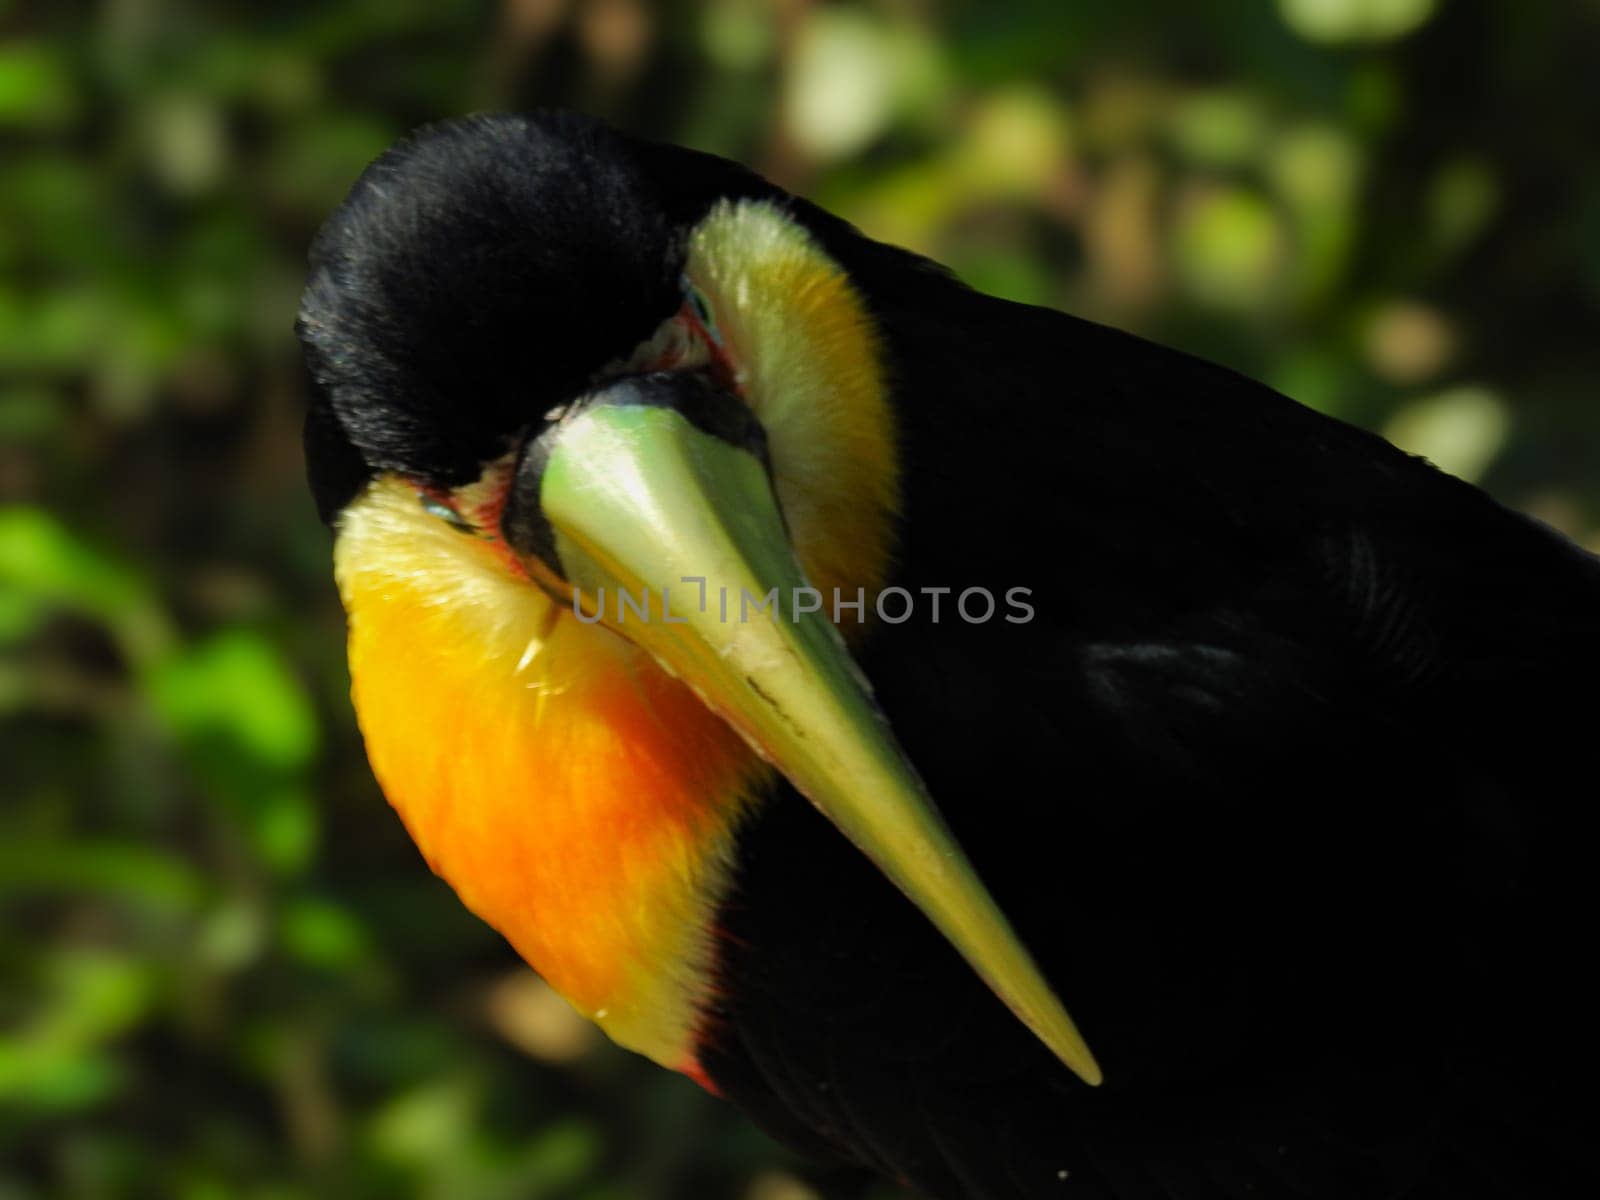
[
  {"xmin": 280, "ymin": 896, "xmax": 371, "ymax": 970},
  {"xmin": 0, "ymin": 388, "xmax": 65, "ymax": 444},
  {"xmin": 956, "ymin": 88, "xmax": 1071, "ymax": 196},
  {"xmin": 0, "ymin": 507, "xmax": 154, "ymax": 629},
  {"xmin": 700, "ymin": 0, "xmax": 778, "ymax": 72},
  {"xmin": 1270, "ymin": 124, "xmax": 1361, "ymax": 303},
  {"xmin": 515, "ymin": 1120, "xmax": 604, "ymax": 1195},
  {"xmin": 143, "ymin": 92, "xmax": 229, "ymax": 195},
  {"xmin": 0, "ymin": 43, "xmax": 79, "ymax": 129},
  {"xmin": 368, "ymin": 1077, "xmax": 480, "ymax": 1166},
  {"xmin": 144, "ymin": 630, "xmax": 319, "ymax": 770},
  {"xmin": 1172, "ymin": 183, "xmax": 1287, "ymax": 310},
  {"xmin": 0, "ymin": 951, "xmax": 156, "ymax": 1113},
  {"xmin": 785, "ymin": 9, "xmax": 899, "ymax": 161},
  {"xmin": 254, "ymin": 786, "xmax": 319, "ymax": 875},
  {"xmin": 0, "ymin": 287, "xmax": 109, "ymax": 372},
  {"xmin": 196, "ymin": 898, "xmax": 267, "ymax": 971},
  {"xmin": 0, "ymin": 842, "xmax": 207, "ymax": 911},
  {"xmin": 1428, "ymin": 158, "xmax": 1501, "ymax": 257},
  {"xmin": 949, "ymin": 246, "xmax": 1055, "ymax": 307},
  {"xmin": 1268, "ymin": 346, "xmax": 1365, "ymax": 418},
  {"xmin": 268, "ymin": 113, "xmax": 399, "ymax": 211},
  {"xmin": 1278, "ymin": 0, "xmax": 1438, "ymax": 44},
  {"xmin": 0, "ymin": 587, "xmax": 45, "ymax": 646},
  {"xmin": 1168, "ymin": 90, "xmax": 1270, "ymax": 168}
]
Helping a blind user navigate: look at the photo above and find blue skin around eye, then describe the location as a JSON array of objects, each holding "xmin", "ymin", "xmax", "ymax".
[
  {"xmin": 680, "ymin": 276, "xmax": 722, "ymax": 344},
  {"xmin": 419, "ymin": 493, "xmax": 476, "ymax": 533}
]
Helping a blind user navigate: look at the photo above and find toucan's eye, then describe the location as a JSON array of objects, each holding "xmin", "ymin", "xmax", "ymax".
[
  {"xmin": 419, "ymin": 493, "xmax": 477, "ymax": 535},
  {"xmin": 682, "ymin": 277, "xmax": 722, "ymax": 345}
]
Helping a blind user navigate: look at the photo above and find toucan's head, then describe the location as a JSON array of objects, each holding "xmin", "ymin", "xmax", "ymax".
[{"xmin": 300, "ymin": 112, "xmax": 1098, "ymax": 1087}]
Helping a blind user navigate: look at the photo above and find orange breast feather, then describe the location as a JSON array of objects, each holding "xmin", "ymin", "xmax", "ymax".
[{"xmin": 337, "ymin": 478, "xmax": 758, "ymax": 1068}]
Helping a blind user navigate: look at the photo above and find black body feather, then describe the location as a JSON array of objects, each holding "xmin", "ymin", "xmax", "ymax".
[
  {"xmin": 301, "ymin": 114, "xmax": 1600, "ymax": 1199},
  {"xmin": 703, "ymin": 272, "xmax": 1600, "ymax": 1198}
]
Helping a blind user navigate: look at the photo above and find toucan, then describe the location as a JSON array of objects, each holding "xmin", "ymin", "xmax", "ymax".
[{"xmin": 299, "ymin": 112, "xmax": 1599, "ymax": 1198}]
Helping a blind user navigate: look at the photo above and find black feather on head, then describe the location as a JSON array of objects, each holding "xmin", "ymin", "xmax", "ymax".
[{"xmin": 298, "ymin": 112, "xmax": 686, "ymax": 522}]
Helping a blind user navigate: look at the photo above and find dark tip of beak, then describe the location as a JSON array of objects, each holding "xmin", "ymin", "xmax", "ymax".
[{"xmin": 500, "ymin": 370, "xmax": 769, "ymax": 576}]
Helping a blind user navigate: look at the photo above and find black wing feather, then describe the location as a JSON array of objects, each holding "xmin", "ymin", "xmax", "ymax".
[{"xmin": 703, "ymin": 260, "xmax": 1600, "ymax": 1198}]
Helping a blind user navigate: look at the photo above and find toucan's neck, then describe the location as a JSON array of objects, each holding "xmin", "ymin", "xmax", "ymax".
[{"xmin": 335, "ymin": 476, "xmax": 764, "ymax": 1069}]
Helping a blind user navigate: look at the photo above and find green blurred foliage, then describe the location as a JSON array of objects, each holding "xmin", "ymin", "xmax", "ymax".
[{"xmin": 3, "ymin": 1, "xmax": 1598, "ymax": 1197}]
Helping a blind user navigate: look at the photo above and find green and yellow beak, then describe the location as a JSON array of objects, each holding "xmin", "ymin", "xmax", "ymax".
[{"xmin": 502, "ymin": 370, "xmax": 1102, "ymax": 1089}]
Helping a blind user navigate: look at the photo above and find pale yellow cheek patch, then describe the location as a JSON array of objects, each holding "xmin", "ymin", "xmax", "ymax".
[
  {"xmin": 684, "ymin": 200, "xmax": 900, "ymax": 610},
  {"xmin": 335, "ymin": 478, "xmax": 758, "ymax": 1068}
]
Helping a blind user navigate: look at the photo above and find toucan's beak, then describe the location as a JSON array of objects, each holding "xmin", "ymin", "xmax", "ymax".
[{"xmin": 504, "ymin": 371, "xmax": 1102, "ymax": 1088}]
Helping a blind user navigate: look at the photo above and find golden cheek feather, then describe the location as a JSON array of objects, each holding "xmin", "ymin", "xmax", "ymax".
[
  {"xmin": 335, "ymin": 478, "xmax": 761, "ymax": 1069},
  {"xmin": 684, "ymin": 200, "xmax": 900, "ymax": 610}
]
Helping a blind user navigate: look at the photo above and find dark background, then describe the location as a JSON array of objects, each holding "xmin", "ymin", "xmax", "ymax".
[{"xmin": 4, "ymin": 2, "xmax": 1598, "ymax": 1197}]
